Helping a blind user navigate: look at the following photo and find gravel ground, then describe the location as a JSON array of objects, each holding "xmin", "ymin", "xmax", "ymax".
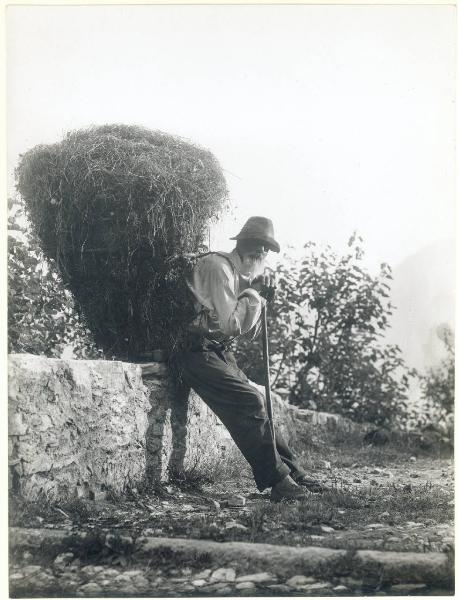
[{"xmin": 9, "ymin": 557, "xmax": 453, "ymax": 597}]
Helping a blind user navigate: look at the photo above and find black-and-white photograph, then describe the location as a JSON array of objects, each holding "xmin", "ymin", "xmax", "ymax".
[{"xmin": 7, "ymin": 3, "xmax": 455, "ymax": 598}]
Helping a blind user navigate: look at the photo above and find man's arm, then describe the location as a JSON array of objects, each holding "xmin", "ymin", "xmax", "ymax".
[{"xmin": 205, "ymin": 261, "xmax": 266, "ymax": 337}]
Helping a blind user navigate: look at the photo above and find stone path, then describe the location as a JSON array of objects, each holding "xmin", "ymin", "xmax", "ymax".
[
  {"xmin": 10, "ymin": 561, "xmax": 446, "ymax": 597},
  {"xmin": 9, "ymin": 457, "xmax": 454, "ymax": 597},
  {"xmin": 9, "ymin": 534, "xmax": 453, "ymax": 598}
]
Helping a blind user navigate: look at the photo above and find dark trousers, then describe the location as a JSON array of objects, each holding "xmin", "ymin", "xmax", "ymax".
[{"xmin": 178, "ymin": 344, "xmax": 305, "ymax": 491}]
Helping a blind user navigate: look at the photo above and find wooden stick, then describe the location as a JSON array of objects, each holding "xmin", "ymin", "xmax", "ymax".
[{"xmin": 261, "ymin": 304, "xmax": 275, "ymax": 445}]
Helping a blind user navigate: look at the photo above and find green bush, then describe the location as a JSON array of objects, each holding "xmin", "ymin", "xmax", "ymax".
[
  {"xmin": 416, "ymin": 326, "xmax": 454, "ymax": 439},
  {"xmin": 235, "ymin": 235, "xmax": 416, "ymax": 427},
  {"xmin": 8, "ymin": 197, "xmax": 101, "ymax": 359}
]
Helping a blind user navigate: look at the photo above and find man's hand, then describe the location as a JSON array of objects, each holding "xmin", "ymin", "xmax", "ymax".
[{"xmin": 252, "ymin": 271, "xmax": 276, "ymax": 302}]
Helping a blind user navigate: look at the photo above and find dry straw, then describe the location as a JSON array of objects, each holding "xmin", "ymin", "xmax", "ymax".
[{"xmin": 16, "ymin": 124, "xmax": 228, "ymax": 361}]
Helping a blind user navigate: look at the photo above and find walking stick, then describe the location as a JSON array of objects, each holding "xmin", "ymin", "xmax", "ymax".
[{"xmin": 261, "ymin": 303, "xmax": 276, "ymax": 445}]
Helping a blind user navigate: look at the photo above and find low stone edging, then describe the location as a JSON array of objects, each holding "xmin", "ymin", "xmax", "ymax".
[{"xmin": 9, "ymin": 527, "xmax": 453, "ymax": 587}]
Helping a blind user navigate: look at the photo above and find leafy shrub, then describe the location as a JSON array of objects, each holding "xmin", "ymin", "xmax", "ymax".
[
  {"xmin": 235, "ymin": 235, "xmax": 416, "ymax": 427},
  {"xmin": 8, "ymin": 197, "xmax": 101, "ymax": 359},
  {"xmin": 414, "ymin": 325, "xmax": 454, "ymax": 440}
]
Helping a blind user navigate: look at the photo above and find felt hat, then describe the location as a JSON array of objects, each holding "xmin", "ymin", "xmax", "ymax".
[{"xmin": 230, "ymin": 216, "xmax": 280, "ymax": 253}]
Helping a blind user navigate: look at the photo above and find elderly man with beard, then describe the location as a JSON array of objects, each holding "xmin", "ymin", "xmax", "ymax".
[{"xmin": 178, "ymin": 216, "xmax": 320, "ymax": 502}]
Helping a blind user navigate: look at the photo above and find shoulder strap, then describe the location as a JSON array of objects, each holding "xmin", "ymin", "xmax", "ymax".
[{"xmin": 198, "ymin": 251, "xmax": 237, "ymax": 276}]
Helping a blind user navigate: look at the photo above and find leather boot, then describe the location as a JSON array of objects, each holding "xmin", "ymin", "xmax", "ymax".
[
  {"xmin": 270, "ymin": 475, "xmax": 310, "ymax": 503},
  {"xmin": 293, "ymin": 476, "xmax": 332, "ymax": 494}
]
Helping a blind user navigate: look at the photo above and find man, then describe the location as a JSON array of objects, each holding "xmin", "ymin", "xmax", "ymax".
[{"xmin": 179, "ymin": 216, "xmax": 320, "ymax": 502}]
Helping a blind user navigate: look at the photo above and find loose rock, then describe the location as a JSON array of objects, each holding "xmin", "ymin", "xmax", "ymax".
[
  {"xmin": 210, "ymin": 567, "xmax": 236, "ymax": 583},
  {"xmin": 333, "ymin": 585, "xmax": 349, "ymax": 592},
  {"xmin": 124, "ymin": 569, "xmax": 144, "ymax": 577},
  {"xmin": 217, "ymin": 585, "xmax": 234, "ymax": 595},
  {"xmin": 236, "ymin": 572, "xmax": 277, "ymax": 584},
  {"xmin": 33, "ymin": 571, "xmax": 57, "ymax": 590},
  {"xmin": 92, "ymin": 566, "xmax": 105, "ymax": 574},
  {"xmin": 286, "ymin": 575, "xmax": 317, "ymax": 587},
  {"xmin": 390, "ymin": 583, "xmax": 427, "ymax": 593},
  {"xmin": 227, "ymin": 494, "xmax": 246, "ymax": 507},
  {"xmin": 194, "ymin": 569, "xmax": 212, "ymax": 579},
  {"xmin": 53, "ymin": 552, "xmax": 74, "ymax": 567},
  {"xmin": 131, "ymin": 574, "xmax": 150, "ymax": 590},
  {"xmin": 101, "ymin": 568, "xmax": 120, "ymax": 577},
  {"xmin": 301, "ymin": 582, "xmax": 332, "ymax": 591},
  {"xmin": 236, "ymin": 581, "xmax": 256, "ymax": 590},
  {"xmin": 114, "ymin": 573, "xmax": 132, "ymax": 584},
  {"xmin": 77, "ymin": 582, "xmax": 103, "ymax": 597},
  {"xmin": 22, "ymin": 565, "xmax": 42, "ymax": 576},
  {"xmin": 203, "ymin": 582, "xmax": 234, "ymax": 593}
]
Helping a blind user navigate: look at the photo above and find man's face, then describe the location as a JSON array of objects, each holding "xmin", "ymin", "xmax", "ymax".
[{"xmin": 239, "ymin": 240, "xmax": 269, "ymax": 277}]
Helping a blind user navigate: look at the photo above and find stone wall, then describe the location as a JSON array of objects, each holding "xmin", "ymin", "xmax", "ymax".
[
  {"xmin": 8, "ymin": 354, "xmax": 150, "ymax": 500},
  {"xmin": 9, "ymin": 354, "xmax": 368, "ymax": 500},
  {"xmin": 8, "ymin": 355, "xmax": 236, "ymax": 500},
  {"xmin": 142, "ymin": 362, "xmax": 233, "ymax": 483}
]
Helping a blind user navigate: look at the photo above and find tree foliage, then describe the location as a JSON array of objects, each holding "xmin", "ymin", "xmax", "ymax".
[
  {"xmin": 416, "ymin": 325, "xmax": 454, "ymax": 438},
  {"xmin": 8, "ymin": 197, "xmax": 102, "ymax": 359},
  {"xmin": 235, "ymin": 236, "xmax": 416, "ymax": 427}
]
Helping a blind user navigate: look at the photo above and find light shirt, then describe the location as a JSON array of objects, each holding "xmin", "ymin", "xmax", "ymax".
[{"xmin": 187, "ymin": 249, "xmax": 265, "ymax": 342}]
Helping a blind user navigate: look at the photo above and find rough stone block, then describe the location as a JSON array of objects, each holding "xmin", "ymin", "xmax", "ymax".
[{"xmin": 8, "ymin": 354, "xmax": 150, "ymax": 500}]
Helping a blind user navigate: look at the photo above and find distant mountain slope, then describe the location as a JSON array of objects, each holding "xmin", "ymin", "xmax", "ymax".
[{"xmin": 384, "ymin": 239, "xmax": 455, "ymax": 371}]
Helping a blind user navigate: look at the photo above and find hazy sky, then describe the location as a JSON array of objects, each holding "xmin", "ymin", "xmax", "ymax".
[{"xmin": 7, "ymin": 4, "xmax": 456, "ymax": 272}]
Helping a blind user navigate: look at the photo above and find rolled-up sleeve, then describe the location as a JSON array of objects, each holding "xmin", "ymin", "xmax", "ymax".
[{"xmin": 207, "ymin": 263, "xmax": 265, "ymax": 337}]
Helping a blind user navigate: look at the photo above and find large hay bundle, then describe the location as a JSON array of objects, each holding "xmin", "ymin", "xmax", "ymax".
[{"xmin": 16, "ymin": 124, "xmax": 228, "ymax": 360}]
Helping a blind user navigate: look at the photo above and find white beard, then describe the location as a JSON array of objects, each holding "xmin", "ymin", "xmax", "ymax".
[{"xmin": 240, "ymin": 254, "xmax": 267, "ymax": 279}]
